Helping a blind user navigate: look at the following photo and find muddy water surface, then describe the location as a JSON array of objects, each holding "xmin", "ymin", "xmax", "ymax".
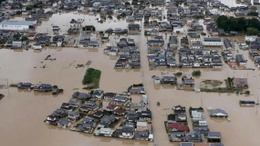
[{"xmin": 1, "ymin": 10, "xmax": 260, "ymax": 146}]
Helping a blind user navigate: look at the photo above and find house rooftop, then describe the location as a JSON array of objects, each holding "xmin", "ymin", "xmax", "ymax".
[
  {"xmin": 233, "ymin": 78, "xmax": 248, "ymax": 86},
  {"xmin": 0, "ymin": 20, "xmax": 36, "ymax": 26},
  {"xmin": 208, "ymin": 132, "xmax": 221, "ymax": 137}
]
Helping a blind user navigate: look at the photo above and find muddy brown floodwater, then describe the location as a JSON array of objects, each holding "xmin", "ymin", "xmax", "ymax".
[{"xmin": 1, "ymin": 11, "xmax": 260, "ymax": 146}]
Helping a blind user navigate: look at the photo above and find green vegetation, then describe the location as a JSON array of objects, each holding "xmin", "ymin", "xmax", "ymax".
[
  {"xmin": 175, "ymin": 72, "xmax": 182, "ymax": 77},
  {"xmin": 201, "ymin": 32, "xmax": 206, "ymax": 36},
  {"xmin": 164, "ymin": 121, "xmax": 171, "ymax": 133},
  {"xmin": 216, "ymin": 15, "xmax": 260, "ymax": 35},
  {"xmin": 248, "ymin": 12, "xmax": 258, "ymax": 16},
  {"xmin": 245, "ymin": 90, "xmax": 250, "ymax": 95},
  {"xmin": 194, "ymin": 15, "xmax": 204, "ymax": 19},
  {"xmin": 0, "ymin": 39, "xmax": 6, "ymax": 44},
  {"xmin": 13, "ymin": 33, "xmax": 21, "ymax": 39},
  {"xmin": 82, "ymin": 68, "xmax": 101, "ymax": 90},
  {"xmin": 226, "ymin": 77, "xmax": 234, "ymax": 87},
  {"xmin": 127, "ymin": 83, "xmax": 143, "ymax": 92},
  {"xmin": 125, "ymin": 2, "xmax": 130, "ymax": 5},
  {"xmin": 202, "ymin": 80, "xmax": 222, "ymax": 87},
  {"xmin": 117, "ymin": 13, "xmax": 126, "ymax": 20},
  {"xmin": 247, "ymin": 27, "xmax": 259, "ymax": 35},
  {"xmin": 167, "ymin": 114, "xmax": 175, "ymax": 120},
  {"xmin": 144, "ymin": 30, "xmax": 148, "ymax": 36},
  {"xmin": 53, "ymin": 85, "xmax": 58, "ymax": 89},
  {"xmin": 157, "ymin": 102, "xmax": 160, "ymax": 106},
  {"xmin": 200, "ymin": 77, "xmax": 243, "ymax": 93},
  {"xmin": 200, "ymin": 87, "xmax": 242, "ymax": 93},
  {"xmin": 83, "ymin": 25, "xmax": 96, "ymax": 32},
  {"xmin": 192, "ymin": 70, "xmax": 201, "ymax": 76},
  {"xmin": 132, "ymin": 0, "xmax": 138, "ymax": 4},
  {"xmin": 108, "ymin": 15, "xmax": 113, "ymax": 19},
  {"xmin": 132, "ymin": 83, "xmax": 143, "ymax": 87},
  {"xmin": 21, "ymin": 36, "xmax": 28, "ymax": 41},
  {"xmin": 16, "ymin": 11, "xmax": 22, "ymax": 15},
  {"xmin": 26, "ymin": 3, "xmax": 42, "ymax": 11}
]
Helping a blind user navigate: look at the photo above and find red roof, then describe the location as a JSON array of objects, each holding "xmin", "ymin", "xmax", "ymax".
[
  {"xmin": 230, "ymin": 62, "xmax": 237, "ymax": 66},
  {"xmin": 168, "ymin": 123, "xmax": 188, "ymax": 132},
  {"xmin": 106, "ymin": 104, "xmax": 118, "ymax": 110},
  {"xmin": 114, "ymin": 108, "xmax": 126, "ymax": 114}
]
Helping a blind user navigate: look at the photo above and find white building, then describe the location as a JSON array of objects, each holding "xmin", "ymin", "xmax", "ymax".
[
  {"xmin": 202, "ymin": 38, "xmax": 223, "ymax": 46},
  {"xmin": 191, "ymin": 110, "xmax": 204, "ymax": 121},
  {"xmin": 245, "ymin": 35, "xmax": 258, "ymax": 42},
  {"xmin": 136, "ymin": 122, "xmax": 148, "ymax": 131},
  {"xmin": 0, "ymin": 21, "xmax": 36, "ymax": 31},
  {"xmin": 173, "ymin": 26, "xmax": 184, "ymax": 33}
]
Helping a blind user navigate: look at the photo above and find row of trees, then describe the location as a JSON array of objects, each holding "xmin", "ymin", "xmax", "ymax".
[{"xmin": 216, "ymin": 15, "xmax": 260, "ymax": 35}]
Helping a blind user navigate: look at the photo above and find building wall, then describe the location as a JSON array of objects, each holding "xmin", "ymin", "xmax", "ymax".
[
  {"xmin": 0, "ymin": 25, "xmax": 29, "ymax": 30},
  {"xmin": 202, "ymin": 42, "xmax": 223, "ymax": 46}
]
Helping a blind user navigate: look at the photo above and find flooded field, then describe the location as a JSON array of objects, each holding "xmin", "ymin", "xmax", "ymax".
[
  {"xmin": 1, "ymin": 11, "xmax": 260, "ymax": 146},
  {"xmin": 36, "ymin": 12, "xmax": 129, "ymax": 35}
]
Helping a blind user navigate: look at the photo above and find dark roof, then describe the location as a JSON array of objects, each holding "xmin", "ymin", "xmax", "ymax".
[
  {"xmin": 208, "ymin": 132, "xmax": 221, "ymax": 137},
  {"xmin": 223, "ymin": 39, "xmax": 233, "ymax": 48},
  {"xmin": 204, "ymin": 38, "xmax": 221, "ymax": 42},
  {"xmin": 236, "ymin": 54, "xmax": 246, "ymax": 63}
]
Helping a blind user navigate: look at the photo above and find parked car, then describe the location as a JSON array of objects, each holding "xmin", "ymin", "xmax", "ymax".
[
  {"xmin": 17, "ymin": 82, "xmax": 33, "ymax": 89},
  {"xmin": 35, "ymin": 84, "xmax": 53, "ymax": 92}
]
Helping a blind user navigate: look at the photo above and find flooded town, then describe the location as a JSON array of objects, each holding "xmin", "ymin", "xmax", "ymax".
[{"xmin": 1, "ymin": 0, "xmax": 260, "ymax": 146}]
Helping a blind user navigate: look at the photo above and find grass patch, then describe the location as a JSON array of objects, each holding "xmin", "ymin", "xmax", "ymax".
[
  {"xmin": 200, "ymin": 77, "xmax": 243, "ymax": 93},
  {"xmin": 192, "ymin": 70, "xmax": 201, "ymax": 76},
  {"xmin": 200, "ymin": 87, "xmax": 242, "ymax": 93},
  {"xmin": 164, "ymin": 121, "xmax": 171, "ymax": 133},
  {"xmin": 175, "ymin": 72, "xmax": 182, "ymax": 77},
  {"xmin": 82, "ymin": 68, "xmax": 101, "ymax": 89},
  {"xmin": 202, "ymin": 80, "xmax": 222, "ymax": 87}
]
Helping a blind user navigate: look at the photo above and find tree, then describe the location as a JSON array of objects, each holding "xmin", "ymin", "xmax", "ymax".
[
  {"xmin": 192, "ymin": 70, "xmax": 201, "ymax": 76},
  {"xmin": 21, "ymin": 36, "xmax": 28, "ymax": 41},
  {"xmin": 248, "ymin": 12, "xmax": 258, "ymax": 16},
  {"xmin": 216, "ymin": 15, "xmax": 260, "ymax": 33},
  {"xmin": 175, "ymin": 72, "xmax": 182, "ymax": 77},
  {"xmin": 13, "ymin": 33, "xmax": 21, "ymax": 39},
  {"xmin": 246, "ymin": 27, "xmax": 259, "ymax": 35},
  {"xmin": 132, "ymin": 0, "xmax": 138, "ymax": 4},
  {"xmin": 247, "ymin": 18, "xmax": 260, "ymax": 31}
]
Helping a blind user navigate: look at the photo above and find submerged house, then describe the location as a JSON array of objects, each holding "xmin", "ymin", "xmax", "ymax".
[
  {"xmin": 73, "ymin": 117, "xmax": 97, "ymax": 134},
  {"xmin": 210, "ymin": 108, "xmax": 228, "ymax": 118},
  {"xmin": 208, "ymin": 132, "xmax": 221, "ymax": 143},
  {"xmin": 100, "ymin": 115, "xmax": 116, "ymax": 128},
  {"xmin": 94, "ymin": 128, "xmax": 114, "ymax": 137},
  {"xmin": 170, "ymin": 132, "xmax": 186, "ymax": 142},
  {"xmin": 182, "ymin": 78, "xmax": 195, "ymax": 86},
  {"xmin": 135, "ymin": 131, "xmax": 150, "ymax": 141},
  {"xmin": 57, "ymin": 118, "xmax": 71, "ymax": 128},
  {"xmin": 202, "ymin": 38, "xmax": 223, "ymax": 47},
  {"xmin": 233, "ymin": 78, "xmax": 248, "ymax": 88},
  {"xmin": 236, "ymin": 54, "xmax": 247, "ymax": 65},
  {"xmin": 128, "ymin": 24, "xmax": 140, "ymax": 31},
  {"xmin": 161, "ymin": 76, "xmax": 177, "ymax": 85},
  {"xmin": 110, "ymin": 96, "xmax": 129, "ymax": 106}
]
